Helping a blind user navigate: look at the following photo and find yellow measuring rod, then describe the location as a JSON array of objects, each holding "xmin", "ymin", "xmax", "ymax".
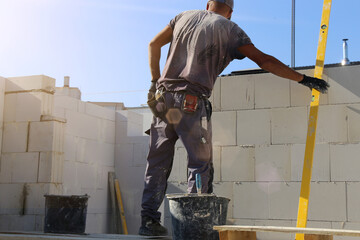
[{"xmin": 295, "ymin": 1, "xmax": 332, "ymax": 240}]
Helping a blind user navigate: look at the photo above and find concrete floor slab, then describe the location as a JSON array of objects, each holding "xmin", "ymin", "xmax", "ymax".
[{"xmin": 0, "ymin": 232, "xmax": 172, "ymax": 240}]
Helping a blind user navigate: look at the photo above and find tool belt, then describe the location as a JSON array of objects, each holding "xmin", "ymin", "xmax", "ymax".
[{"xmin": 147, "ymin": 88, "xmax": 212, "ymax": 121}]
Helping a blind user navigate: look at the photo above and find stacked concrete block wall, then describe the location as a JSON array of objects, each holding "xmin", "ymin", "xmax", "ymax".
[
  {"xmin": 54, "ymin": 94, "xmax": 116, "ymax": 233},
  {"xmin": 0, "ymin": 75, "xmax": 116, "ymax": 234},
  {"xmin": 0, "ymin": 75, "xmax": 64, "ymax": 231},
  {"xmin": 206, "ymin": 64, "xmax": 360, "ymax": 240}
]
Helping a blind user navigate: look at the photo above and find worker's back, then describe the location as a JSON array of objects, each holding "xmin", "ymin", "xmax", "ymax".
[{"xmin": 159, "ymin": 10, "xmax": 252, "ymax": 96}]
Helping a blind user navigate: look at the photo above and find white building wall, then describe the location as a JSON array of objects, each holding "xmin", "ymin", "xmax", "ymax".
[
  {"xmin": 54, "ymin": 95, "xmax": 116, "ymax": 234},
  {"xmin": 0, "ymin": 77, "xmax": 5, "ymax": 155}
]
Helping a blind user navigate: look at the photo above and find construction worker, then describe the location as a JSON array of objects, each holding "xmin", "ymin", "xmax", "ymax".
[{"xmin": 140, "ymin": 0, "xmax": 329, "ymax": 236}]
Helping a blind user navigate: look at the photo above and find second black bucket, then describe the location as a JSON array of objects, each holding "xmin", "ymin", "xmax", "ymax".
[{"xmin": 166, "ymin": 193, "xmax": 230, "ymax": 240}]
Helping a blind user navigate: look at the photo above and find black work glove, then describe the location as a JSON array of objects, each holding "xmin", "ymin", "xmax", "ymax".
[
  {"xmin": 299, "ymin": 75, "xmax": 330, "ymax": 94},
  {"xmin": 148, "ymin": 80, "xmax": 157, "ymax": 101}
]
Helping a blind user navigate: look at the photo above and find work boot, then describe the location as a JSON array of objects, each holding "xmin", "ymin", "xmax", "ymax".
[{"xmin": 138, "ymin": 216, "xmax": 168, "ymax": 236}]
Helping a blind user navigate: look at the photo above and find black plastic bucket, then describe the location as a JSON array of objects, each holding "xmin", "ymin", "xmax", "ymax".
[
  {"xmin": 44, "ymin": 195, "xmax": 89, "ymax": 234},
  {"xmin": 166, "ymin": 193, "xmax": 230, "ymax": 240}
]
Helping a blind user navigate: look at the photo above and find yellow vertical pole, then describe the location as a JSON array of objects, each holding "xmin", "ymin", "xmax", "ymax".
[{"xmin": 295, "ymin": 1, "xmax": 332, "ymax": 240}]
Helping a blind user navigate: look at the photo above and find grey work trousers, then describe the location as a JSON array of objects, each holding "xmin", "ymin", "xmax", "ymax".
[{"xmin": 141, "ymin": 91, "xmax": 213, "ymax": 221}]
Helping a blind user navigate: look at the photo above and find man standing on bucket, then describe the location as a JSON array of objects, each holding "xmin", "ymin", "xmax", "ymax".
[{"xmin": 140, "ymin": 0, "xmax": 329, "ymax": 236}]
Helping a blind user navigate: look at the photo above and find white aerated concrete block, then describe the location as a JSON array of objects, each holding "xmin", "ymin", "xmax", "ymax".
[
  {"xmin": 212, "ymin": 111, "xmax": 237, "ymax": 146},
  {"xmin": 291, "ymin": 143, "xmax": 330, "ymax": 182},
  {"xmin": 65, "ymin": 110, "xmax": 99, "ymax": 140},
  {"xmin": 347, "ymin": 182, "xmax": 360, "ymax": 222},
  {"xmin": 221, "ymin": 146, "xmax": 255, "ymax": 181},
  {"xmin": 38, "ymin": 152, "xmax": 64, "ymax": 183},
  {"xmin": 233, "ymin": 182, "xmax": 269, "ymax": 219},
  {"xmin": 255, "ymin": 145, "xmax": 291, "ymax": 182},
  {"xmin": 271, "ymin": 107, "xmax": 307, "ymax": 144},
  {"xmin": 0, "ymin": 183, "xmax": 60, "ymax": 216},
  {"xmin": 254, "ymin": 220, "xmax": 295, "ymax": 240},
  {"xmin": 9, "ymin": 153, "xmax": 39, "ymax": 183},
  {"xmin": 6, "ymin": 75, "xmax": 55, "ymax": 93},
  {"xmin": 210, "ymin": 77, "xmax": 221, "ymax": 111},
  {"xmin": 0, "ymin": 77, "xmax": 5, "ymax": 154},
  {"xmin": 0, "ymin": 215, "xmax": 36, "ymax": 231},
  {"xmin": 268, "ymin": 182, "xmax": 300, "ymax": 220},
  {"xmin": 347, "ymin": 104, "xmax": 360, "ymax": 142},
  {"xmin": 9, "ymin": 92, "xmax": 54, "ymax": 122},
  {"xmin": 0, "ymin": 183, "xmax": 24, "ymax": 214},
  {"xmin": 77, "ymin": 162, "xmax": 97, "ymax": 189},
  {"xmin": 330, "ymin": 143, "xmax": 360, "ymax": 181},
  {"xmin": 2, "ymin": 122, "xmax": 28, "ymax": 153},
  {"xmin": 83, "ymin": 188, "xmax": 109, "ymax": 214},
  {"xmin": 306, "ymin": 221, "xmax": 332, "ymax": 229},
  {"xmin": 76, "ymin": 138, "xmax": 114, "ymax": 165},
  {"xmin": 2, "ymin": 153, "xmax": 39, "ymax": 183},
  {"xmin": 116, "ymin": 110, "xmax": 144, "ymax": 137},
  {"xmin": 308, "ymin": 182, "xmax": 346, "ymax": 221},
  {"xmin": 85, "ymin": 213, "xmax": 110, "ymax": 234},
  {"xmin": 133, "ymin": 141, "xmax": 149, "ymax": 167},
  {"xmin": 115, "ymin": 143, "xmax": 134, "ymax": 168},
  {"xmin": 96, "ymin": 166, "xmax": 114, "ymax": 190},
  {"xmin": 62, "ymin": 160, "xmax": 80, "ymax": 195},
  {"xmin": 28, "ymin": 121, "xmax": 64, "ymax": 152},
  {"xmin": 0, "ymin": 154, "xmax": 11, "ymax": 182},
  {"xmin": 213, "ymin": 182, "xmax": 233, "ymax": 219},
  {"xmin": 54, "ymin": 95, "xmax": 79, "ymax": 111},
  {"xmin": 254, "ymin": 73, "xmax": 290, "ymax": 109},
  {"xmin": 213, "ymin": 146, "xmax": 221, "ymax": 182},
  {"xmin": 237, "ymin": 109, "xmax": 270, "ymax": 145},
  {"xmin": 64, "ymin": 135, "xmax": 77, "ymax": 161},
  {"xmin": 316, "ymin": 105, "xmax": 347, "ymax": 143},
  {"xmin": 99, "ymin": 119, "xmax": 116, "ymax": 144},
  {"xmin": 169, "ymin": 147, "xmax": 187, "ymax": 182},
  {"xmin": 85, "ymin": 102, "xmax": 115, "ymax": 121},
  {"xmin": 325, "ymin": 65, "xmax": 360, "ymax": 104},
  {"xmin": 221, "ymin": 75, "xmax": 255, "ymax": 110}
]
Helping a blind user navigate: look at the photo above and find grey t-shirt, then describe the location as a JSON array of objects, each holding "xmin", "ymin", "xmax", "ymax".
[{"xmin": 158, "ymin": 10, "xmax": 252, "ymax": 97}]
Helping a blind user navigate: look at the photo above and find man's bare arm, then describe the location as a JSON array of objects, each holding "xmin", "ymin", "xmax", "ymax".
[
  {"xmin": 149, "ymin": 26, "xmax": 173, "ymax": 81},
  {"xmin": 238, "ymin": 44, "xmax": 303, "ymax": 82}
]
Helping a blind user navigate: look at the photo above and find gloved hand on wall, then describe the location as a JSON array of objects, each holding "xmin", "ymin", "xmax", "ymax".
[{"xmin": 299, "ymin": 75, "xmax": 330, "ymax": 94}]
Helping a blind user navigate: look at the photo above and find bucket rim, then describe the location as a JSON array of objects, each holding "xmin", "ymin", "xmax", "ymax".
[
  {"xmin": 166, "ymin": 193, "xmax": 217, "ymax": 199},
  {"xmin": 44, "ymin": 194, "xmax": 90, "ymax": 199}
]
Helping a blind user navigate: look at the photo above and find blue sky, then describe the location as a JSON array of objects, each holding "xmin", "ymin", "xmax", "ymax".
[{"xmin": 0, "ymin": 0, "xmax": 359, "ymax": 107}]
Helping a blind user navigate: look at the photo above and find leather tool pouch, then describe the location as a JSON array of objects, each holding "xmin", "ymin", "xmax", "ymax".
[
  {"xmin": 183, "ymin": 94, "xmax": 198, "ymax": 113},
  {"xmin": 147, "ymin": 89, "xmax": 167, "ymax": 119}
]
